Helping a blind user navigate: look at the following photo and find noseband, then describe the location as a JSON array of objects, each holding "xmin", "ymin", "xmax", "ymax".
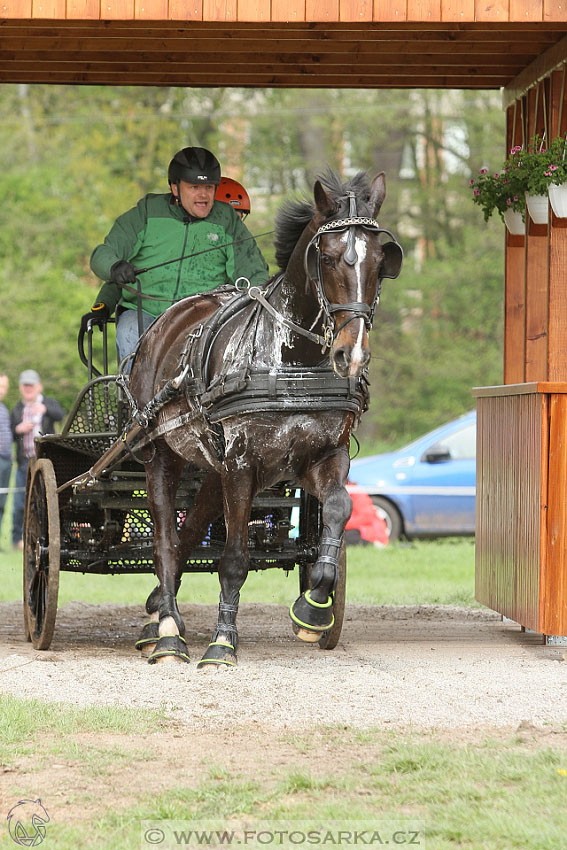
[{"xmin": 304, "ymin": 193, "xmax": 401, "ymax": 343}]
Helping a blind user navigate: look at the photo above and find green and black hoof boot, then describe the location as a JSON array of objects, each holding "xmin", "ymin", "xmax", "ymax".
[
  {"xmin": 290, "ymin": 591, "xmax": 334, "ymax": 643},
  {"xmin": 197, "ymin": 639, "xmax": 237, "ymax": 669},
  {"xmin": 135, "ymin": 621, "xmax": 160, "ymax": 655},
  {"xmin": 148, "ymin": 634, "xmax": 190, "ymax": 664}
]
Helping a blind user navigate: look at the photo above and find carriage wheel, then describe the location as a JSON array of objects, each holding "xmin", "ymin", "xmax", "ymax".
[
  {"xmin": 318, "ymin": 538, "xmax": 346, "ymax": 650},
  {"xmin": 23, "ymin": 459, "xmax": 60, "ymax": 650}
]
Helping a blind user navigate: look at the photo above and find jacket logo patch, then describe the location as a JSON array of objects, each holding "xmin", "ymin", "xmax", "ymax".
[{"xmin": 208, "ymin": 233, "xmax": 219, "ymax": 241}]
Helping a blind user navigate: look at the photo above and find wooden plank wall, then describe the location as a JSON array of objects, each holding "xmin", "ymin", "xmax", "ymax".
[
  {"xmin": 1, "ymin": 0, "xmax": 566, "ymax": 20},
  {"xmin": 475, "ymin": 389, "xmax": 545, "ymax": 631},
  {"xmin": 475, "ymin": 383, "xmax": 567, "ymax": 634},
  {"xmin": 504, "ymin": 67, "xmax": 567, "ymax": 384}
]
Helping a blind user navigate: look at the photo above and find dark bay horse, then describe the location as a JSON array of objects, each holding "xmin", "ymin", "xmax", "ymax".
[{"xmin": 128, "ymin": 169, "xmax": 402, "ymax": 667}]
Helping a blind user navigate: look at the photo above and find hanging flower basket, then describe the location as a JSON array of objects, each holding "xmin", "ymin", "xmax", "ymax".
[
  {"xmin": 503, "ymin": 208, "xmax": 525, "ymax": 235},
  {"xmin": 525, "ymin": 193, "xmax": 549, "ymax": 225},
  {"xmin": 469, "ymin": 136, "xmax": 567, "ymax": 227},
  {"xmin": 549, "ymin": 182, "xmax": 567, "ymax": 218}
]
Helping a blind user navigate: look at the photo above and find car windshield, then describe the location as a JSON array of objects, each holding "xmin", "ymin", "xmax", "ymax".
[{"xmin": 422, "ymin": 423, "xmax": 476, "ymax": 461}]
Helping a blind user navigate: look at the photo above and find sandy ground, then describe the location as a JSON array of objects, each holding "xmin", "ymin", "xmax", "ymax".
[{"xmin": 1, "ymin": 600, "xmax": 566, "ymax": 729}]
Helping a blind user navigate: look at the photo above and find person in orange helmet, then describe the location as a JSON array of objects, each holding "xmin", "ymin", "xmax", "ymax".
[{"xmin": 215, "ymin": 177, "xmax": 251, "ymax": 221}]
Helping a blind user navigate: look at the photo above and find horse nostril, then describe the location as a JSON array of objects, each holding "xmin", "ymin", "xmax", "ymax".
[{"xmin": 333, "ymin": 347, "xmax": 349, "ymax": 374}]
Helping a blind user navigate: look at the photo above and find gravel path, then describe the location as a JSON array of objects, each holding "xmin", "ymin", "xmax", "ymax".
[{"xmin": 1, "ymin": 601, "xmax": 566, "ymax": 729}]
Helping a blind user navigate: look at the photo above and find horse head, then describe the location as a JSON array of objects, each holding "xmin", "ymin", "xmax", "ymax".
[{"xmin": 305, "ymin": 171, "xmax": 403, "ymax": 377}]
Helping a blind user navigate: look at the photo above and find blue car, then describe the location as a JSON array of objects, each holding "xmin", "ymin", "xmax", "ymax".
[{"xmin": 349, "ymin": 410, "xmax": 476, "ymax": 540}]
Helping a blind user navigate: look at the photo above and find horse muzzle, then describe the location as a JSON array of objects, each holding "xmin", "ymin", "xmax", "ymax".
[{"xmin": 331, "ymin": 321, "xmax": 371, "ymax": 378}]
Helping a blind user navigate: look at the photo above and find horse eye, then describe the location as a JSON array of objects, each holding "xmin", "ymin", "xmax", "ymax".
[{"xmin": 321, "ymin": 254, "xmax": 335, "ymax": 267}]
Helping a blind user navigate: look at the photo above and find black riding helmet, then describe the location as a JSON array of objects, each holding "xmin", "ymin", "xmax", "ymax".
[{"xmin": 168, "ymin": 147, "xmax": 221, "ymax": 186}]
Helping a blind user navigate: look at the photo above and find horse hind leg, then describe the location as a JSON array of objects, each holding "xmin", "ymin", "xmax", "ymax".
[
  {"xmin": 137, "ymin": 469, "xmax": 224, "ymax": 660},
  {"xmin": 197, "ymin": 600, "xmax": 239, "ymax": 671},
  {"xmin": 197, "ymin": 468, "xmax": 255, "ymax": 671},
  {"xmin": 135, "ymin": 578, "xmax": 181, "ymax": 657},
  {"xmin": 140, "ymin": 445, "xmax": 190, "ymax": 665}
]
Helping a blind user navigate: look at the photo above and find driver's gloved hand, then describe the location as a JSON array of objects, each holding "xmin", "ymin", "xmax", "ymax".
[
  {"xmin": 110, "ymin": 260, "xmax": 138, "ymax": 284},
  {"xmin": 80, "ymin": 302, "xmax": 109, "ymax": 334}
]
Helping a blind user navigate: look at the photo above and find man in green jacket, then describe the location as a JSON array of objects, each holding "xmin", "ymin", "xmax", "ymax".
[{"xmin": 82, "ymin": 146, "xmax": 269, "ymax": 365}]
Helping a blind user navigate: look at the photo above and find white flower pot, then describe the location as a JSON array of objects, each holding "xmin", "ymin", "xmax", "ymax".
[
  {"xmin": 525, "ymin": 193, "xmax": 549, "ymax": 225},
  {"xmin": 503, "ymin": 208, "xmax": 525, "ymax": 235},
  {"xmin": 549, "ymin": 183, "xmax": 567, "ymax": 218}
]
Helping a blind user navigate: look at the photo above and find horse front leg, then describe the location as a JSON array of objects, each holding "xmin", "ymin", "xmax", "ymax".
[
  {"xmin": 197, "ymin": 468, "xmax": 255, "ymax": 671},
  {"xmin": 142, "ymin": 444, "xmax": 190, "ymax": 664},
  {"xmin": 290, "ymin": 447, "xmax": 351, "ymax": 642}
]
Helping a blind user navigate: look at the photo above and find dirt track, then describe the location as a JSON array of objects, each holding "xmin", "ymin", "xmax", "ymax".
[{"xmin": 1, "ymin": 600, "xmax": 566, "ymax": 729}]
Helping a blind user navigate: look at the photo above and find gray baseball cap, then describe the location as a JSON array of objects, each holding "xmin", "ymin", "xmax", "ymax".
[{"xmin": 19, "ymin": 369, "xmax": 41, "ymax": 385}]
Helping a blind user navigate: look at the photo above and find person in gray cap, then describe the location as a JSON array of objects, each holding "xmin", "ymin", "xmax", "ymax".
[
  {"xmin": 82, "ymin": 146, "xmax": 269, "ymax": 368},
  {"xmin": 10, "ymin": 370, "xmax": 64, "ymax": 550}
]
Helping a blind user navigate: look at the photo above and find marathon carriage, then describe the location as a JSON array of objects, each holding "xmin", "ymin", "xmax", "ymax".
[{"xmin": 23, "ymin": 170, "xmax": 402, "ymax": 667}]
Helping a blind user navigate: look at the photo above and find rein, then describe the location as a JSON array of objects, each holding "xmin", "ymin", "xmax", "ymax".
[{"xmin": 112, "ymin": 229, "xmax": 275, "ymax": 305}]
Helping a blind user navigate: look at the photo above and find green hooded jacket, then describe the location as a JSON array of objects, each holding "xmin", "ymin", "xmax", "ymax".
[{"xmin": 90, "ymin": 193, "xmax": 269, "ymax": 319}]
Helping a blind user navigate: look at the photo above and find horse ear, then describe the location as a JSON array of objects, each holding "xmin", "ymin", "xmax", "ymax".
[
  {"xmin": 369, "ymin": 172, "xmax": 386, "ymax": 217},
  {"xmin": 314, "ymin": 180, "xmax": 337, "ymax": 217}
]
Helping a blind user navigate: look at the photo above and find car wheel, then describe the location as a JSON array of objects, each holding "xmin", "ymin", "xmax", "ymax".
[{"xmin": 370, "ymin": 496, "xmax": 403, "ymax": 542}]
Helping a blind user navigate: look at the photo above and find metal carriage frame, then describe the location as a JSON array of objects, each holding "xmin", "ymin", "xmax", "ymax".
[{"xmin": 22, "ymin": 324, "xmax": 346, "ymax": 653}]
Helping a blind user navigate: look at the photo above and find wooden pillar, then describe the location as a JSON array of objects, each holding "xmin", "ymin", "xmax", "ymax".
[
  {"xmin": 524, "ymin": 85, "xmax": 550, "ymax": 381},
  {"xmin": 504, "ymin": 104, "xmax": 526, "ymax": 384},
  {"xmin": 503, "ymin": 73, "xmax": 567, "ymax": 383},
  {"xmin": 548, "ymin": 68, "xmax": 567, "ymax": 382}
]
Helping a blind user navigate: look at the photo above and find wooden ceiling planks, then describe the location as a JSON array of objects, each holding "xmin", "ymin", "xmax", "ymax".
[{"xmin": 1, "ymin": 17, "xmax": 567, "ymax": 88}]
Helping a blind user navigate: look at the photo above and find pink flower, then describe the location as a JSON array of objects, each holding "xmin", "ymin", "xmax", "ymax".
[
  {"xmin": 479, "ymin": 168, "xmax": 489, "ymax": 174},
  {"xmin": 474, "ymin": 189, "xmax": 480, "ymax": 196},
  {"xmin": 494, "ymin": 173, "xmax": 499, "ymax": 178},
  {"xmin": 469, "ymin": 179, "xmax": 475, "ymax": 186},
  {"xmin": 549, "ymin": 164, "xmax": 558, "ymax": 171}
]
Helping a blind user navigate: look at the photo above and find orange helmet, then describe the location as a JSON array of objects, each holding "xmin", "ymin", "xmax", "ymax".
[{"xmin": 215, "ymin": 177, "xmax": 251, "ymax": 219}]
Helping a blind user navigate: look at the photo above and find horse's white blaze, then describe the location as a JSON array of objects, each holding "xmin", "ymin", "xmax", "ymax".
[{"xmin": 340, "ymin": 232, "xmax": 368, "ymax": 374}]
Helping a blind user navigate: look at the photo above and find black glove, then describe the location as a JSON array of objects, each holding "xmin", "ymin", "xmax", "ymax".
[
  {"xmin": 110, "ymin": 260, "xmax": 138, "ymax": 284},
  {"xmin": 80, "ymin": 302, "xmax": 109, "ymax": 333}
]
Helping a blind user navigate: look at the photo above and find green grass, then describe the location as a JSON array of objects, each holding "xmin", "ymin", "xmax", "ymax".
[
  {"xmin": 2, "ymin": 702, "xmax": 566, "ymax": 850},
  {"xmin": 0, "ymin": 537, "xmax": 476, "ymax": 607}
]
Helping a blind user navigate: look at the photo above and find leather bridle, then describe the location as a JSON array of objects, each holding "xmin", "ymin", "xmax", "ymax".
[{"xmin": 304, "ymin": 192, "xmax": 403, "ymax": 345}]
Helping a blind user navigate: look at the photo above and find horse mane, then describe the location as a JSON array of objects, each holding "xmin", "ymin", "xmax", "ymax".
[{"xmin": 274, "ymin": 169, "xmax": 374, "ymax": 271}]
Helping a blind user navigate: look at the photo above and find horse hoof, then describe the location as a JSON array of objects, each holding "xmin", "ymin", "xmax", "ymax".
[
  {"xmin": 152, "ymin": 654, "xmax": 187, "ymax": 664},
  {"xmin": 147, "ymin": 634, "xmax": 190, "ymax": 665},
  {"xmin": 294, "ymin": 626, "xmax": 321, "ymax": 643},
  {"xmin": 197, "ymin": 640, "xmax": 237, "ymax": 670},
  {"xmin": 289, "ymin": 591, "xmax": 334, "ymax": 635}
]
